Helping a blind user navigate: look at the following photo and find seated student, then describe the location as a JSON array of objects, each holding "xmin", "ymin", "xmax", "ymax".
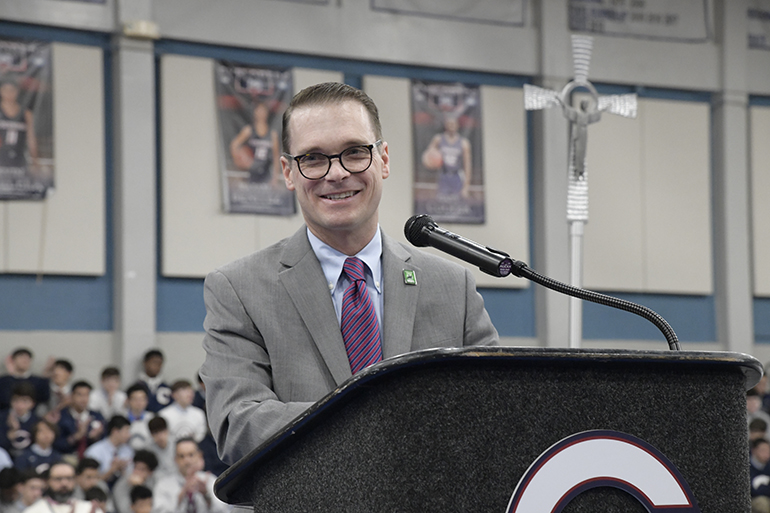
[
  {"xmin": 84, "ymin": 487, "xmax": 110, "ymax": 513},
  {"xmin": 0, "ymin": 383, "xmax": 38, "ymax": 459},
  {"xmin": 753, "ymin": 419, "xmax": 770, "ymax": 443},
  {"xmin": 111, "ymin": 450, "xmax": 158, "ymax": 513},
  {"xmin": 54, "ymin": 381, "xmax": 105, "ymax": 458},
  {"xmin": 136, "ymin": 351, "xmax": 172, "ymax": 414},
  {"xmin": 158, "ymin": 381, "xmax": 206, "ymax": 444},
  {"xmin": 7, "ymin": 469, "xmax": 44, "ymax": 513},
  {"xmin": 124, "ymin": 384, "xmax": 154, "ymax": 451},
  {"xmin": 129, "ymin": 485, "xmax": 152, "ymax": 513},
  {"xmin": 144, "ymin": 418, "xmax": 175, "ymax": 479},
  {"xmin": 38, "ymin": 359, "xmax": 74, "ymax": 420},
  {"xmin": 84, "ymin": 415, "xmax": 134, "ymax": 486},
  {"xmin": 73, "ymin": 458, "xmax": 107, "ymax": 501},
  {"xmin": 0, "ymin": 468, "xmax": 19, "ymax": 513},
  {"xmin": 752, "ymin": 438, "xmax": 770, "ymax": 513},
  {"xmin": 14, "ymin": 420, "xmax": 61, "ymax": 474},
  {"xmin": 0, "ymin": 348, "xmax": 49, "ymax": 411},
  {"xmin": 89, "ymin": 367, "xmax": 128, "ymax": 421},
  {"xmin": 152, "ymin": 438, "xmax": 229, "ymax": 513}
]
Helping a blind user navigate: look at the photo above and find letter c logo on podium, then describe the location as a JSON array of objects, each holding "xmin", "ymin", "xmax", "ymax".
[{"xmin": 506, "ymin": 430, "xmax": 701, "ymax": 513}]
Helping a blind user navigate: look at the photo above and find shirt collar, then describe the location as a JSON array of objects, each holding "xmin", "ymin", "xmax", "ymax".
[{"xmin": 307, "ymin": 226, "xmax": 383, "ymax": 293}]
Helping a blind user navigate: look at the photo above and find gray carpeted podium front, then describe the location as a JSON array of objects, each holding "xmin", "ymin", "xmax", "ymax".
[{"xmin": 214, "ymin": 347, "xmax": 761, "ymax": 512}]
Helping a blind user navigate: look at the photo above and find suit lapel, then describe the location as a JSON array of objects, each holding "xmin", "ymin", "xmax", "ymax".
[
  {"xmin": 381, "ymin": 234, "xmax": 419, "ymax": 359},
  {"xmin": 278, "ymin": 228, "xmax": 353, "ymax": 386}
]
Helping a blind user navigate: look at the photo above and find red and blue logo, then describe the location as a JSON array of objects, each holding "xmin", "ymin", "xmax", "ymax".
[{"xmin": 506, "ymin": 430, "xmax": 701, "ymax": 513}]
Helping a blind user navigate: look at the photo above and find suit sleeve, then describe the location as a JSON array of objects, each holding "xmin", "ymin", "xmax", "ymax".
[
  {"xmin": 462, "ymin": 267, "xmax": 499, "ymax": 347},
  {"xmin": 200, "ymin": 270, "xmax": 314, "ymax": 465}
]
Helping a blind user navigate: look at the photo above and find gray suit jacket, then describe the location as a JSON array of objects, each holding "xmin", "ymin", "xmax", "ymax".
[{"xmin": 200, "ymin": 227, "xmax": 498, "ymax": 464}]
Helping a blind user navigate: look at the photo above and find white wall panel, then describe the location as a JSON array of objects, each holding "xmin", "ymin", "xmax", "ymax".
[
  {"xmin": 4, "ymin": 43, "xmax": 105, "ymax": 275},
  {"xmin": 160, "ymin": 55, "xmax": 342, "ymax": 277},
  {"xmin": 364, "ymin": 76, "xmax": 528, "ymax": 288},
  {"xmin": 642, "ymin": 99, "xmax": 712, "ymax": 294},
  {"xmin": 584, "ymin": 97, "xmax": 712, "ymax": 294},
  {"xmin": 583, "ymin": 111, "xmax": 644, "ymax": 291},
  {"xmin": 752, "ymin": 106, "xmax": 770, "ymax": 296}
]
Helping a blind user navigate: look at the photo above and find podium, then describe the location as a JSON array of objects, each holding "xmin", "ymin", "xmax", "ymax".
[{"xmin": 214, "ymin": 347, "xmax": 761, "ymax": 512}]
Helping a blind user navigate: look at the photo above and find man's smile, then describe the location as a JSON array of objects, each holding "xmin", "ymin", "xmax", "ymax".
[{"xmin": 321, "ymin": 190, "xmax": 360, "ymax": 201}]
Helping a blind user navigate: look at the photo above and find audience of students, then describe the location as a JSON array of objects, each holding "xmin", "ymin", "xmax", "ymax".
[{"xmin": 0, "ymin": 347, "xmax": 229, "ymax": 513}]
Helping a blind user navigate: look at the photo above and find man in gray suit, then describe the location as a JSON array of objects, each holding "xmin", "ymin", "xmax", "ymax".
[{"xmin": 200, "ymin": 82, "xmax": 498, "ymax": 465}]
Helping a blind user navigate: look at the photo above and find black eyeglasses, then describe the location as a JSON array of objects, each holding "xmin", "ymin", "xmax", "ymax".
[{"xmin": 283, "ymin": 140, "xmax": 382, "ymax": 180}]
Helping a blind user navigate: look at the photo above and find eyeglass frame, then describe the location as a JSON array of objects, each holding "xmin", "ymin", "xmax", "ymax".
[{"xmin": 283, "ymin": 139, "xmax": 383, "ymax": 180}]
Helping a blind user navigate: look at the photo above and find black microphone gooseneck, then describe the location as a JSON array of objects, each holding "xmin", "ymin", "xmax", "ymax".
[{"xmin": 404, "ymin": 214, "xmax": 681, "ymax": 351}]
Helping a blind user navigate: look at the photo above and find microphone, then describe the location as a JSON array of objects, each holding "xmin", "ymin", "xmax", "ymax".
[
  {"xmin": 403, "ymin": 214, "xmax": 681, "ymax": 350},
  {"xmin": 404, "ymin": 214, "xmax": 516, "ymax": 278}
]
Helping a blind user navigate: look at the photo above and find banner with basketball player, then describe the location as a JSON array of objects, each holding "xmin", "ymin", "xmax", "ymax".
[
  {"xmin": 411, "ymin": 80, "xmax": 485, "ymax": 224},
  {"xmin": 0, "ymin": 39, "xmax": 53, "ymax": 201},
  {"xmin": 214, "ymin": 62, "xmax": 295, "ymax": 215}
]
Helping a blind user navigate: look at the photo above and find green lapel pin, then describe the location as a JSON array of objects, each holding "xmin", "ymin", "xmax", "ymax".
[{"xmin": 403, "ymin": 269, "xmax": 417, "ymax": 285}]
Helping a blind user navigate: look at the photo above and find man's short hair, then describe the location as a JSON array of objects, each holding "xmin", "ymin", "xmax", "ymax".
[
  {"xmin": 71, "ymin": 380, "xmax": 93, "ymax": 394},
  {"xmin": 143, "ymin": 349, "xmax": 164, "ymax": 362},
  {"xmin": 75, "ymin": 458, "xmax": 100, "ymax": 475},
  {"xmin": 101, "ymin": 366, "xmax": 120, "ymax": 379},
  {"xmin": 175, "ymin": 436, "xmax": 199, "ymax": 450},
  {"xmin": 33, "ymin": 419, "xmax": 59, "ymax": 441},
  {"xmin": 0, "ymin": 467, "xmax": 21, "ymax": 489},
  {"xmin": 281, "ymin": 82, "xmax": 383, "ymax": 153},
  {"xmin": 147, "ymin": 416, "xmax": 167, "ymax": 434},
  {"xmin": 130, "ymin": 484, "xmax": 153, "ymax": 504},
  {"xmin": 84, "ymin": 487, "xmax": 107, "ymax": 503},
  {"xmin": 106, "ymin": 415, "xmax": 130, "ymax": 434},
  {"xmin": 751, "ymin": 418, "xmax": 768, "ymax": 433},
  {"xmin": 53, "ymin": 359, "xmax": 73, "ymax": 373},
  {"xmin": 126, "ymin": 383, "xmax": 149, "ymax": 399},
  {"xmin": 11, "ymin": 382, "xmax": 36, "ymax": 402},
  {"xmin": 45, "ymin": 461, "xmax": 75, "ymax": 480},
  {"xmin": 133, "ymin": 450, "xmax": 159, "ymax": 472},
  {"xmin": 11, "ymin": 348, "xmax": 32, "ymax": 359},
  {"xmin": 17, "ymin": 469, "xmax": 42, "ymax": 484},
  {"xmin": 170, "ymin": 379, "xmax": 192, "ymax": 393}
]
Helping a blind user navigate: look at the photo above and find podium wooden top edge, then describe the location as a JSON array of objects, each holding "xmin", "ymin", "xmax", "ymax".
[{"xmin": 214, "ymin": 346, "xmax": 762, "ymax": 504}]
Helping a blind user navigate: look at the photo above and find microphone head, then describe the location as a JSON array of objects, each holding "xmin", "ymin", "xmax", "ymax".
[{"xmin": 404, "ymin": 214, "xmax": 436, "ymax": 247}]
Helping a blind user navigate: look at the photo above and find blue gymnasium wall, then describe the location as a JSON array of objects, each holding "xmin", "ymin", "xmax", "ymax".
[{"xmin": 1, "ymin": 21, "xmax": 753, "ymax": 344}]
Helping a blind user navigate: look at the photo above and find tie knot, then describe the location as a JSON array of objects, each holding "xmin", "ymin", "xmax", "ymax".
[{"xmin": 343, "ymin": 257, "xmax": 366, "ymax": 282}]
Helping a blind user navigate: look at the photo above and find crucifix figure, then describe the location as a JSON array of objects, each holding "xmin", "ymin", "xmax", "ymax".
[{"xmin": 524, "ymin": 34, "xmax": 638, "ymax": 348}]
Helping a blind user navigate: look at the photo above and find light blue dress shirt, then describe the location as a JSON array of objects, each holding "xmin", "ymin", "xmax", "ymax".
[{"xmin": 307, "ymin": 226, "xmax": 384, "ymax": 331}]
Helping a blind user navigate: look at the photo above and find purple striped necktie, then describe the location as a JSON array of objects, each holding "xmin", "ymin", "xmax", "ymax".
[{"xmin": 341, "ymin": 257, "xmax": 383, "ymax": 374}]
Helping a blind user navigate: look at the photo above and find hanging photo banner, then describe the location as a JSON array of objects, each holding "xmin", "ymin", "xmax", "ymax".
[
  {"xmin": 0, "ymin": 39, "xmax": 53, "ymax": 201},
  {"xmin": 372, "ymin": 0, "xmax": 525, "ymax": 26},
  {"xmin": 214, "ymin": 62, "xmax": 295, "ymax": 215},
  {"xmin": 411, "ymin": 80, "xmax": 485, "ymax": 224},
  {"xmin": 568, "ymin": 0, "xmax": 709, "ymax": 42},
  {"xmin": 749, "ymin": 0, "xmax": 770, "ymax": 50}
]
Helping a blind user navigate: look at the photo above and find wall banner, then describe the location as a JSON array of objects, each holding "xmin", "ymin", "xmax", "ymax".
[
  {"xmin": 214, "ymin": 62, "xmax": 295, "ymax": 215},
  {"xmin": 411, "ymin": 80, "xmax": 485, "ymax": 224},
  {"xmin": 568, "ymin": 0, "xmax": 709, "ymax": 42},
  {"xmin": 0, "ymin": 39, "xmax": 53, "ymax": 201},
  {"xmin": 749, "ymin": 0, "xmax": 770, "ymax": 50}
]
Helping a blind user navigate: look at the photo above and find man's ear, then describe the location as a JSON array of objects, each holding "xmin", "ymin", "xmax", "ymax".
[
  {"xmin": 380, "ymin": 141, "xmax": 390, "ymax": 179},
  {"xmin": 281, "ymin": 156, "xmax": 296, "ymax": 191}
]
